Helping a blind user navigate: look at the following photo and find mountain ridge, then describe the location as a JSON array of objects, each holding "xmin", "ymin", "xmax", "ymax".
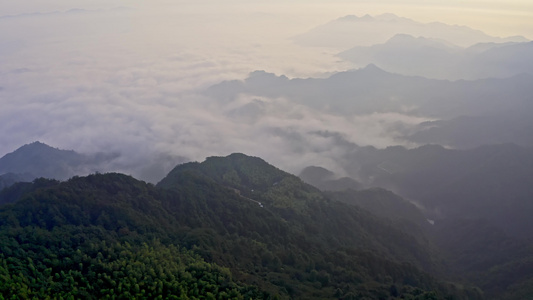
[
  {"xmin": 338, "ymin": 37, "xmax": 533, "ymax": 80},
  {"xmin": 207, "ymin": 65, "xmax": 533, "ymax": 119},
  {"xmin": 294, "ymin": 13, "xmax": 528, "ymax": 48},
  {"xmin": 0, "ymin": 141, "xmax": 119, "ymax": 181},
  {"xmin": 0, "ymin": 153, "xmax": 484, "ymax": 299},
  {"xmin": 3, "ymin": 150, "xmax": 533, "ymax": 298}
]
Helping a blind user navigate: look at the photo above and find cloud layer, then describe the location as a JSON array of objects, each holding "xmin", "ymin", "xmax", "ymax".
[
  {"xmin": 0, "ymin": 4, "xmax": 357, "ymax": 179},
  {"xmin": 1, "ymin": 2, "xmax": 531, "ymax": 182}
]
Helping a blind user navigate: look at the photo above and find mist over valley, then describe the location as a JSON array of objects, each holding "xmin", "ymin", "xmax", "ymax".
[{"xmin": 1, "ymin": 1, "xmax": 533, "ymax": 299}]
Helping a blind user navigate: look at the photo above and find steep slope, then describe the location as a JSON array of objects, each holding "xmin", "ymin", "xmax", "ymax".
[
  {"xmin": 430, "ymin": 218, "xmax": 533, "ymax": 299},
  {"xmin": 157, "ymin": 154, "xmax": 485, "ymax": 299},
  {"xmin": 158, "ymin": 154, "xmax": 436, "ymax": 267},
  {"xmin": 298, "ymin": 165, "xmax": 429, "ymax": 234},
  {"xmin": 310, "ymin": 151, "xmax": 533, "ymax": 300},
  {"xmin": 345, "ymin": 143, "xmax": 533, "ymax": 239},
  {"xmin": 325, "ymin": 188, "xmax": 429, "ymax": 228},
  {"xmin": 159, "ymin": 153, "xmax": 328, "ymax": 214}
]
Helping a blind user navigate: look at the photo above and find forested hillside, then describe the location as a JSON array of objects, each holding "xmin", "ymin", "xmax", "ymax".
[{"xmin": 0, "ymin": 154, "xmax": 483, "ymax": 299}]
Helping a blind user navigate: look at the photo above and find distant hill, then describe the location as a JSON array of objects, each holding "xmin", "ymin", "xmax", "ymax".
[
  {"xmin": 206, "ymin": 66, "xmax": 533, "ymax": 149},
  {"xmin": 325, "ymin": 187, "xmax": 428, "ymax": 227},
  {"xmin": 343, "ymin": 143, "xmax": 533, "ymax": 239},
  {"xmin": 0, "ymin": 172, "xmax": 34, "ymax": 190},
  {"xmin": 207, "ymin": 66, "xmax": 533, "ymax": 119},
  {"xmin": 299, "ymin": 166, "xmax": 362, "ymax": 192},
  {"xmin": 0, "ymin": 141, "xmax": 118, "ymax": 182},
  {"xmin": 293, "ymin": 13, "xmax": 528, "ymax": 48},
  {"xmin": 405, "ymin": 114, "xmax": 533, "ymax": 149},
  {"xmin": 338, "ymin": 35, "xmax": 533, "ymax": 80},
  {"xmin": 298, "ymin": 165, "xmax": 428, "ymax": 232},
  {"xmin": 0, "ymin": 141, "xmax": 184, "ymax": 187},
  {"xmin": 430, "ymin": 218, "xmax": 533, "ymax": 299},
  {"xmin": 322, "ymin": 181, "xmax": 533, "ymax": 298}
]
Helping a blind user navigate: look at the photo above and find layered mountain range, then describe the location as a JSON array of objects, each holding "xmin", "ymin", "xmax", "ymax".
[
  {"xmin": 293, "ymin": 13, "xmax": 528, "ymax": 48},
  {"xmin": 2, "ymin": 12, "xmax": 532, "ymax": 299},
  {"xmin": 207, "ymin": 65, "xmax": 533, "ymax": 149},
  {"xmin": 338, "ymin": 34, "xmax": 533, "ymax": 80}
]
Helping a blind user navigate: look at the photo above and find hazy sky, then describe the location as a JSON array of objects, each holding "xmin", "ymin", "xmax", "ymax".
[
  {"xmin": 1, "ymin": 0, "xmax": 531, "ymax": 179},
  {"xmin": 3, "ymin": 0, "xmax": 532, "ymax": 36}
]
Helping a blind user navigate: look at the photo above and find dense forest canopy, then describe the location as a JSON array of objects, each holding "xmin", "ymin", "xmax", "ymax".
[{"xmin": 0, "ymin": 154, "xmax": 494, "ymax": 299}]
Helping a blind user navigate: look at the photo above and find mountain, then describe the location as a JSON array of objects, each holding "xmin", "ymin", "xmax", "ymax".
[
  {"xmin": 406, "ymin": 114, "xmax": 533, "ymax": 149},
  {"xmin": 0, "ymin": 141, "xmax": 185, "ymax": 186},
  {"xmin": 0, "ymin": 177, "xmax": 60, "ymax": 206},
  {"xmin": 305, "ymin": 151, "xmax": 533, "ymax": 299},
  {"xmin": 325, "ymin": 188, "xmax": 429, "ymax": 227},
  {"xmin": 468, "ymin": 41, "xmax": 533, "ymax": 78},
  {"xmin": 0, "ymin": 173, "xmax": 267, "ymax": 299},
  {"xmin": 0, "ymin": 172, "xmax": 34, "ymax": 190},
  {"xmin": 342, "ymin": 143, "xmax": 533, "ymax": 239},
  {"xmin": 298, "ymin": 165, "xmax": 426, "ymax": 225},
  {"xmin": 206, "ymin": 67, "xmax": 533, "ymax": 149},
  {"xmin": 299, "ymin": 166, "xmax": 362, "ymax": 192},
  {"xmin": 430, "ymin": 218, "xmax": 533, "ymax": 299},
  {"xmin": 207, "ymin": 66, "xmax": 533, "ymax": 118},
  {"xmin": 0, "ymin": 153, "xmax": 484, "ymax": 299},
  {"xmin": 0, "ymin": 141, "xmax": 118, "ymax": 182},
  {"xmin": 293, "ymin": 14, "xmax": 528, "ymax": 48},
  {"xmin": 338, "ymin": 36, "xmax": 533, "ymax": 80}
]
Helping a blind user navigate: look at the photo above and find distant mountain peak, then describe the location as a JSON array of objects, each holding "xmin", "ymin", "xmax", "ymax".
[
  {"xmin": 20, "ymin": 140, "xmax": 55, "ymax": 149},
  {"xmin": 360, "ymin": 14, "xmax": 373, "ymax": 21},
  {"xmin": 361, "ymin": 63, "xmax": 386, "ymax": 73},
  {"xmin": 375, "ymin": 13, "xmax": 399, "ymax": 20},
  {"xmin": 0, "ymin": 141, "xmax": 80, "ymax": 180},
  {"xmin": 387, "ymin": 33, "xmax": 431, "ymax": 43},
  {"xmin": 295, "ymin": 13, "xmax": 528, "ymax": 48},
  {"xmin": 337, "ymin": 13, "xmax": 406, "ymax": 23},
  {"xmin": 204, "ymin": 152, "xmax": 271, "ymax": 169},
  {"xmin": 226, "ymin": 152, "xmax": 262, "ymax": 160},
  {"xmin": 2, "ymin": 141, "xmax": 74, "ymax": 159},
  {"xmin": 299, "ymin": 166, "xmax": 362, "ymax": 192},
  {"xmin": 375, "ymin": 13, "xmax": 414, "ymax": 23},
  {"xmin": 0, "ymin": 142, "xmax": 120, "ymax": 182},
  {"xmin": 247, "ymin": 70, "xmax": 288, "ymax": 80},
  {"xmin": 300, "ymin": 166, "xmax": 335, "ymax": 181},
  {"xmin": 336, "ymin": 15, "xmax": 367, "ymax": 22},
  {"xmin": 158, "ymin": 153, "xmax": 326, "ymax": 212}
]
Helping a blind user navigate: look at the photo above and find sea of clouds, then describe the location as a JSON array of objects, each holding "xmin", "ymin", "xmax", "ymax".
[{"xmin": 2, "ymin": 1, "xmax": 528, "ymax": 181}]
